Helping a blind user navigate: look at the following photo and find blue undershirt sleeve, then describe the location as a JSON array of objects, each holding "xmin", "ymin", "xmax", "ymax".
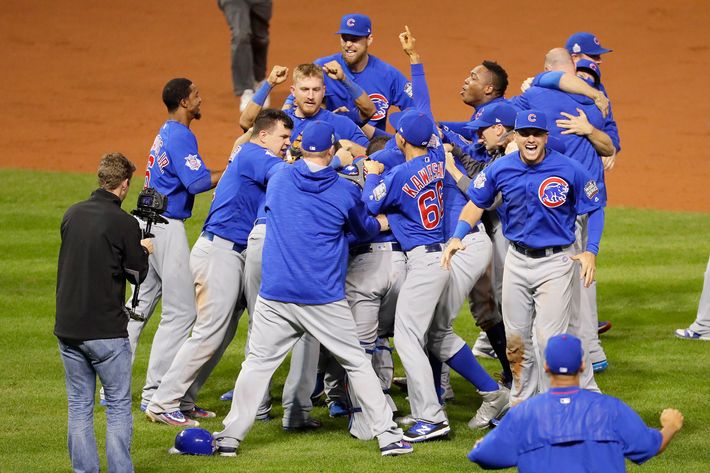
[
  {"xmin": 186, "ymin": 173, "xmax": 212, "ymax": 195},
  {"xmin": 585, "ymin": 207, "xmax": 604, "ymax": 255}
]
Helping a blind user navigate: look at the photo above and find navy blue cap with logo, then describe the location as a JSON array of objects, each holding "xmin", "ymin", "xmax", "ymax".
[
  {"xmin": 514, "ymin": 110, "xmax": 549, "ymax": 132},
  {"xmin": 300, "ymin": 120, "xmax": 336, "ymax": 153},
  {"xmin": 336, "ymin": 13, "xmax": 372, "ymax": 37},
  {"xmin": 464, "ymin": 103, "xmax": 517, "ymax": 132},
  {"xmin": 545, "ymin": 334, "xmax": 584, "ymax": 375},
  {"xmin": 565, "ymin": 32, "xmax": 612, "ymax": 56},
  {"xmin": 389, "ymin": 109, "xmax": 435, "ymax": 147}
]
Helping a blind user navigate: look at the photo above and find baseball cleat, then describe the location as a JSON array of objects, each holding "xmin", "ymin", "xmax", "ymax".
[
  {"xmin": 146, "ymin": 409, "xmax": 199, "ymax": 427},
  {"xmin": 469, "ymin": 385, "xmax": 510, "ymax": 430},
  {"xmin": 219, "ymin": 389, "xmax": 233, "ymax": 401},
  {"xmin": 597, "ymin": 320, "xmax": 613, "ymax": 334},
  {"xmin": 214, "ymin": 435, "xmax": 239, "ymax": 457},
  {"xmin": 380, "ymin": 440, "xmax": 414, "ymax": 456},
  {"xmin": 592, "ymin": 360, "xmax": 609, "ymax": 373},
  {"xmin": 282, "ymin": 418, "xmax": 322, "ymax": 431},
  {"xmin": 675, "ymin": 328, "xmax": 710, "ymax": 341},
  {"xmin": 182, "ymin": 405, "xmax": 216, "ymax": 419},
  {"xmin": 403, "ymin": 420, "xmax": 450, "ymax": 442},
  {"xmin": 472, "ymin": 344, "xmax": 497, "ymax": 359},
  {"xmin": 328, "ymin": 402, "xmax": 350, "ymax": 418}
]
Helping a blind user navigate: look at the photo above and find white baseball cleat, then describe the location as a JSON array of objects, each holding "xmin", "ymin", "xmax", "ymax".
[{"xmin": 469, "ymin": 385, "xmax": 510, "ymax": 430}]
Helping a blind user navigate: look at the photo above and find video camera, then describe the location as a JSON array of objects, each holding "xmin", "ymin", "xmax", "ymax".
[
  {"xmin": 126, "ymin": 188, "xmax": 168, "ymax": 322},
  {"xmin": 131, "ymin": 187, "xmax": 168, "ymax": 238}
]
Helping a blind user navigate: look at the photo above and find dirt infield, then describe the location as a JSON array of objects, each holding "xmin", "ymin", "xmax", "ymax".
[{"xmin": 2, "ymin": 0, "xmax": 709, "ymax": 212}]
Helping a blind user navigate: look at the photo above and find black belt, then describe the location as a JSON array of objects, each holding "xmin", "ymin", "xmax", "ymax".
[
  {"xmin": 424, "ymin": 243, "xmax": 444, "ymax": 253},
  {"xmin": 511, "ymin": 242, "xmax": 567, "ymax": 259},
  {"xmin": 201, "ymin": 231, "xmax": 247, "ymax": 253},
  {"xmin": 254, "ymin": 217, "xmax": 266, "ymax": 226},
  {"xmin": 350, "ymin": 242, "xmax": 403, "ymax": 257}
]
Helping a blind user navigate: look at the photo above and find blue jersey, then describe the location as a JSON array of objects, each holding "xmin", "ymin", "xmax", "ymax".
[
  {"xmin": 532, "ymin": 72, "xmax": 621, "ymax": 152},
  {"xmin": 314, "ymin": 53, "xmax": 414, "ymax": 129},
  {"xmin": 286, "ymin": 107, "xmax": 368, "ymax": 151},
  {"xmin": 468, "ymin": 387, "xmax": 662, "ymax": 473},
  {"xmin": 145, "ymin": 120, "xmax": 210, "ymax": 219},
  {"xmin": 440, "ymin": 95, "xmax": 509, "ymax": 146},
  {"xmin": 203, "ymin": 142, "xmax": 286, "ymax": 245},
  {"xmin": 510, "ymin": 87, "xmax": 609, "ymax": 206},
  {"xmin": 468, "ymin": 149, "xmax": 602, "ymax": 249},
  {"xmin": 261, "ymin": 159, "xmax": 380, "ymax": 304}
]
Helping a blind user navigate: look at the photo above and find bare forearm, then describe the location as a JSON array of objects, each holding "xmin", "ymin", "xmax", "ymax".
[
  {"xmin": 459, "ymin": 201, "xmax": 484, "ymax": 226},
  {"xmin": 239, "ymin": 101, "xmax": 262, "ymax": 131},
  {"xmin": 588, "ymin": 127, "xmax": 615, "ymax": 157}
]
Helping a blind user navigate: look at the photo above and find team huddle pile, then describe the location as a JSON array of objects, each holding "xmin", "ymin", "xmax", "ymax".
[{"xmin": 54, "ymin": 10, "xmax": 690, "ymax": 473}]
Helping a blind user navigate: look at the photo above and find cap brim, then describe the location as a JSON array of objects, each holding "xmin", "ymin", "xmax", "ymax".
[
  {"xmin": 584, "ymin": 47, "xmax": 612, "ymax": 55},
  {"xmin": 335, "ymin": 29, "xmax": 369, "ymax": 36},
  {"xmin": 168, "ymin": 447, "xmax": 185, "ymax": 455},
  {"xmin": 515, "ymin": 126, "xmax": 548, "ymax": 132}
]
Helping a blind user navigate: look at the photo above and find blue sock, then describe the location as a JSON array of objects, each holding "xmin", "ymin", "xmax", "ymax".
[
  {"xmin": 446, "ymin": 345, "xmax": 498, "ymax": 392},
  {"xmin": 428, "ymin": 353, "xmax": 443, "ymax": 404}
]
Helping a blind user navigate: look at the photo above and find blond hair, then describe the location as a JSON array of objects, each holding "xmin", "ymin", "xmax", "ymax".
[{"xmin": 293, "ymin": 63, "xmax": 324, "ymax": 83}]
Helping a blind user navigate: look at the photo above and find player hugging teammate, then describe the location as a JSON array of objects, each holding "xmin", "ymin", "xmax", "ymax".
[{"xmin": 124, "ymin": 12, "xmax": 640, "ymax": 464}]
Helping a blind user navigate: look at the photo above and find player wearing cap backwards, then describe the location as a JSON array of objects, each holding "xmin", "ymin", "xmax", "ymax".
[
  {"xmin": 240, "ymin": 64, "xmax": 369, "ymax": 157},
  {"xmin": 314, "ymin": 13, "xmax": 414, "ymax": 137},
  {"xmin": 468, "ymin": 334, "xmax": 684, "ymax": 472},
  {"xmin": 212, "ymin": 120, "xmax": 412, "ymax": 457},
  {"xmin": 145, "ymin": 110, "xmax": 292, "ymax": 427},
  {"xmin": 363, "ymin": 27, "xmax": 508, "ymax": 442},
  {"xmin": 443, "ymin": 110, "xmax": 605, "ymax": 406}
]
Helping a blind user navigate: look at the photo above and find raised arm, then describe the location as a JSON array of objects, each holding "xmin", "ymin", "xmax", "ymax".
[
  {"xmin": 239, "ymin": 65, "xmax": 289, "ymax": 131},
  {"xmin": 322, "ymin": 61, "xmax": 376, "ymax": 122}
]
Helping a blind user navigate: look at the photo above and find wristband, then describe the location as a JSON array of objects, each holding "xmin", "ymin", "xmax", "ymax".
[
  {"xmin": 252, "ymin": 81, "xmax": 273, "ymax": 106},
  {"xmin": 342, "ymin": 76, "xmax": 366, "ymax": 100},
  {"xmin": 329, "ymin": 156, "xmax": 342, "ymax": 169},
  {"xmin": 453, "ymin": 220, "xmax": 472, "ymax": 240}
]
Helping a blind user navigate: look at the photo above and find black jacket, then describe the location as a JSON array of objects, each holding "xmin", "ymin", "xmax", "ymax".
[{"xmin": 54, "ymin": 188, "xmax": 149, "ymax": 341}]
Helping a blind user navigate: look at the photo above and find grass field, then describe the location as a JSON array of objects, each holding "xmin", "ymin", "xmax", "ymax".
[{"xmin": 1, "ymin": 168, "xmax": 709, "ymax": 472}]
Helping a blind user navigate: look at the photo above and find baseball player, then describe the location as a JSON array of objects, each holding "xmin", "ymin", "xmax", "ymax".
[
  {"xmin": 362, "ymin": 27, "xmax": 508, "ymax": 442},
  {"xmin": 316, "ymin": 13, "xmax": 414, "ymax": 135},
  {"xmin": 443, "ymin": 110, "xmax": 604, "ymax": 406},
  {"xmin": 468, "ymin": 334, "xmax": 684, "ymax": 472},
  {"xmin": 126, "ymin": 78, "xmax": 223, "ymax": 413},
  {"xmin": 240, "ymin": 64, "xmax": 369, "ymax": 156},
  {"xmin": 144, "ymin": 109, "xmax": 293, "ymax": 427},
  {"xmin": 675, "ymin": 255, "xmax": 710, "ymax": 340},
  {"xmin": 213, "ymin": 120, "xmax": 412, "ymax": 457}
]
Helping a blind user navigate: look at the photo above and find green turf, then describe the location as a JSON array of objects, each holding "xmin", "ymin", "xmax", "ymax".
[{"xmin": 1, "ymin": 168, "xmax": 708, "ymax": 472}]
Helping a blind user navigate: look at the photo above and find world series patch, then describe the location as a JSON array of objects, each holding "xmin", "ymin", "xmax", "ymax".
[
  {"xmin": 584, "ymin": 180, "xmax": 599, "ymax": 199},
  {"xmin": 372, "ymin": 182, "xmax": 387, "ymax": 201},
  {"xmin": 538, "ymin": 176, "xmax": 569, "ymax": 208},
  {"xmin": 473, "ymin": 171, "xmax": 487, "ymax": 189}
]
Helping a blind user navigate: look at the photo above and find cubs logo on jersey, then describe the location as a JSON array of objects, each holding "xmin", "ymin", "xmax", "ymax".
[
  {"xmin": 369, "ymin": 93, "xmax": 390, "ymax": 121},
  {"xmin": 538, "ymin": 176, "xmax": 569, "ymax": 208}
]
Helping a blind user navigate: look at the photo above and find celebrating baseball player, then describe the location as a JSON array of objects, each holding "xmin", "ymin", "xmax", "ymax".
[
  {"xmin": 212, "ymin": 120, "xmax": 412, "ymax": 457},
  {"xmin": 443, "ymin": 109, "xmax": 605, "ymax": 406},
  {"xmin": 144, "ymin": 109, "xmax": 293, "ymax": 427},
  {"xmin": 127, "ymin": 78, "xmax": 223, "ymax": 415}
]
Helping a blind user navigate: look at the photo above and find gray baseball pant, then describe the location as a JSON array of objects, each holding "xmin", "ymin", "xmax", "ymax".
[
  {"xmin": 502, "ymin": 246, "xmax": 598, "ymax": 405},
  {"xmin": 243, "ymin": 223, "xmax": 317, "ymax": 425},
  {"xmin": 216, "ymin": 296, "xmax": 403, "ymax": 448},
  {"xmin": 574, "ymin": 214, "xmax": 607, "ymax": 364},
  {"xmin": 147, "ymin": 234, "xmax": 246, "ymax": 413},
  {"xmin": 126, "ymin": 218, "xmax": 198, "ymax": 405},
  {"xmin": 393, "ymin": 246, "xmax": 450, "ymax": 424},
  {"xmin": 689, "ymin": 255, "xmax": 710, "ymax": 335}
]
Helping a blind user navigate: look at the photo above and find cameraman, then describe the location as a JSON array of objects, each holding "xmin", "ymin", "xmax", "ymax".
[{"xmin": 55, "ymin": 152, "xmax": 153, "ymax": 473}]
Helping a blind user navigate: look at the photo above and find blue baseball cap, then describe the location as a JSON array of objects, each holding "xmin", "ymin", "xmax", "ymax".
[
  {"xmin": 464, "ymin": 103, "xmax": 517, "ymax": 132},
  {"xmin": 392, "ymin": 110, "xmax": 435, "ymax": 147},
  {"xmin": 545, "ymin": 334, "xmax": 584, "ymax": 375},
  {"xmin": 301, "ymin": 120, "xmax": 336, "ymax": 152},
  {"xmin": 565, "ymin": 32, "xmax": 612, "ymax": 56},
  {"xmin": 576, "ymin": 59, "xmax": 602, "ymax": 87},
  {"xmin": 336, "ymin": 14, "xmax": 372, "ymax": 37},
  {"xmin": 514, "ymin": 110, "xmax": 548, "ymax": 132}
]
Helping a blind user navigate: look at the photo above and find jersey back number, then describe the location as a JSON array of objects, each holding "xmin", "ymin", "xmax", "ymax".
[{"xmin": 417, "ymin": 180, "xmax": 444, "ymax": 230}]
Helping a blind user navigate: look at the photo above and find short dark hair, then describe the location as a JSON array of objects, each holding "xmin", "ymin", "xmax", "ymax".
[
  {"xmin": 482, "ymin": 60, "xmax": 508, "ymax": 97},
  {"xmin": 366, "ymin": 136, "xmax": 390, "ymax": 155},
  {"xmin": 97, "ymin": 152, "xmax": 135, "ymax": 190},
  {"xmin": 253, "ymin": 109, "xmax": 294, "ymax": 135},
  {"xmin": 162, "ymin": 78, "xmax": 193, "ymax": 113}
]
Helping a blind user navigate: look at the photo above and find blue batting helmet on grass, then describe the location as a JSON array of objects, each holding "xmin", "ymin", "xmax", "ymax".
[{"xmin": 168, "ymin": 428, "xmax": 215, "ymax": 455}]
